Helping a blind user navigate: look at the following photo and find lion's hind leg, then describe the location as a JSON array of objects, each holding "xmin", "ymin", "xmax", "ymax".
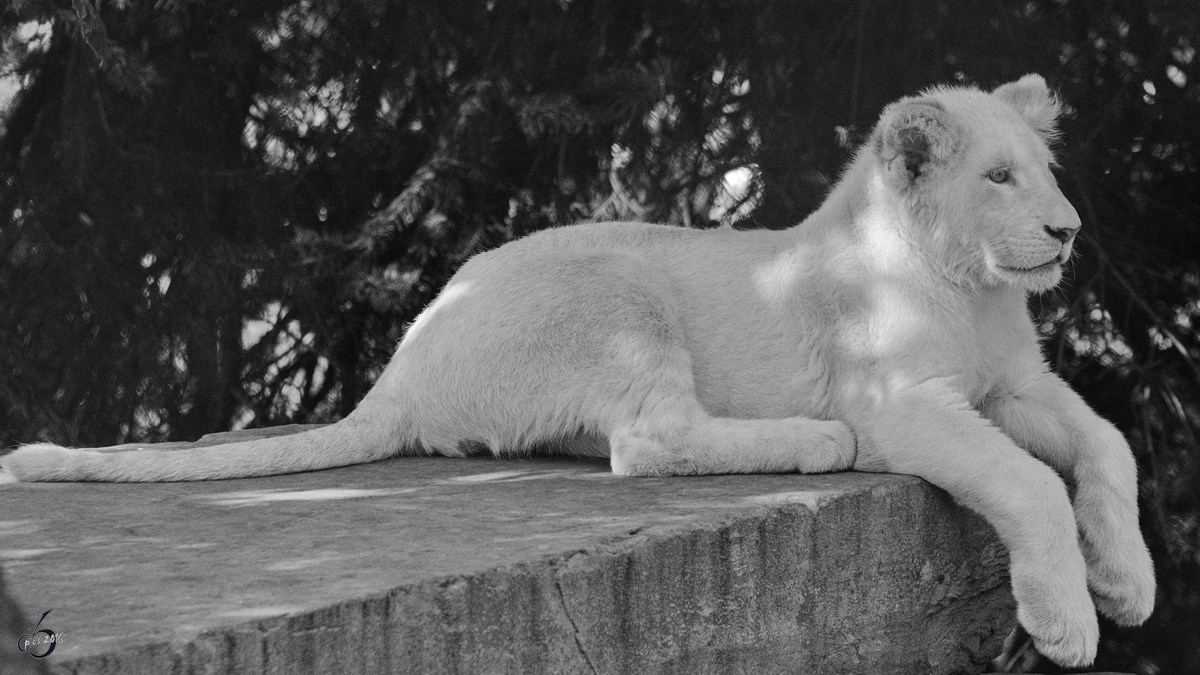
[
  {"xmin": 609, "ymin": 412, "xmax": 856, "ymax": 477},
  {"xmin": 600, "ymin": 352, "xmax": 855, "ymax": 476},
  {"xmin": 511, "ymin": 256, "xmax": 859, "ymax": 478}
]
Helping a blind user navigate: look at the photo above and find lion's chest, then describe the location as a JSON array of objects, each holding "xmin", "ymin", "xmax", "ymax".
[{"xmin": 836, "ymin": 279, "xmax": 1029, "ymax": 406}]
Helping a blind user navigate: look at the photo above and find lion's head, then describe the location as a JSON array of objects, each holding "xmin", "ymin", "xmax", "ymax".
[{"xmin": 871, "ymin": 74, "xmax": 1081, "ymax": 293}]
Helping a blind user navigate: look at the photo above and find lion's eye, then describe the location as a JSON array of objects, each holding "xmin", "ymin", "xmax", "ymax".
[{"xmin": 987, "ymin": 167, "xmax": 1011, "ymax": 184}]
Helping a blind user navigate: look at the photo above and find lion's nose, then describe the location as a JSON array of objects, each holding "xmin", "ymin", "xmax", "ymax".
[{"xmin": 1044, "ymin": 223, "xmax": 1079, "ymax": 243}]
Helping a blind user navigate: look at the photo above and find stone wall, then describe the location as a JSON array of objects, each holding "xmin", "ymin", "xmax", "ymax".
[{"xmin": 1, "ymin": 445, "xmax": 1014, "ymax": 674}]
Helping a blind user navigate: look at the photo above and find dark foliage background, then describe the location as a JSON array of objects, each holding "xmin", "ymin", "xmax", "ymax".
[{"xmin": 1, "ymin": 1, "xmax": 1196, "ymax": 671}]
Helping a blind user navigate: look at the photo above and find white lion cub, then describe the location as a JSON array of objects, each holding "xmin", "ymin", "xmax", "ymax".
[{"xmin": 1, "ymin": 75, "xmax": 1155, "ymax": 667}]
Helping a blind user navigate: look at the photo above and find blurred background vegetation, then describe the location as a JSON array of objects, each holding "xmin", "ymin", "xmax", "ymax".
[{"xmin": 1, "ymin": 0, "xmax": 1196, "ymax": 671}]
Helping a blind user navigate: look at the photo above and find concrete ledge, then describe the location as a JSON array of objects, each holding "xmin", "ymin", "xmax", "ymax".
[{"xmin": 2, "ymin": 449, "xmax": 1014, "ymax": 674}]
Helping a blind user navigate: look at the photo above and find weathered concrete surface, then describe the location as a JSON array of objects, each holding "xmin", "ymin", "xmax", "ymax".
[{"xmin": 1, "ymin": 439, "xmax": 1014, "ymax": 674}]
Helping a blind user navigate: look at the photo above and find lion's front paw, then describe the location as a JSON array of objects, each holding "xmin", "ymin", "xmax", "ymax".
[
  {"xmin": 1015, "ymin": 574, "xmax": 1099, "ymax": 668},
  {"xmin": 1018, "ymin": 604, "xmax": 1098, "ymax": 668},
  {"xmin": 1088, "ymin": 540, "xmax": 1156, "ymax": 626}
]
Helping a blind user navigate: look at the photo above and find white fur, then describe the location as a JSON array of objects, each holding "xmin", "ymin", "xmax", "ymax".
[{"xmin": 0, "ymin": 75, "xmax": 1154, "ymax": 667}]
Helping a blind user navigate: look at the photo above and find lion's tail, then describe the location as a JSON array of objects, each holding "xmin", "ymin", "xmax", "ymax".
[{"xmin": 0, "ymin": 416, "xmax": 407, "ymax": 483}]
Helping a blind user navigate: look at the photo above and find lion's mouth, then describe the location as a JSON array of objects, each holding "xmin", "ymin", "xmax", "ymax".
[{"xmin": 998, "ymin": 259, "xmax": 1060, "ymax": 274}]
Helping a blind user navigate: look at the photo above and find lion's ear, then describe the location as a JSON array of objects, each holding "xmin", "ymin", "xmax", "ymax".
[
  {"xmin": 992, "ymin": 74, "xmax": 1061, "ymax": 141},
  {"xmin": 874, "ymin": 98, "xmax": 960, "ymax": 186}
]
